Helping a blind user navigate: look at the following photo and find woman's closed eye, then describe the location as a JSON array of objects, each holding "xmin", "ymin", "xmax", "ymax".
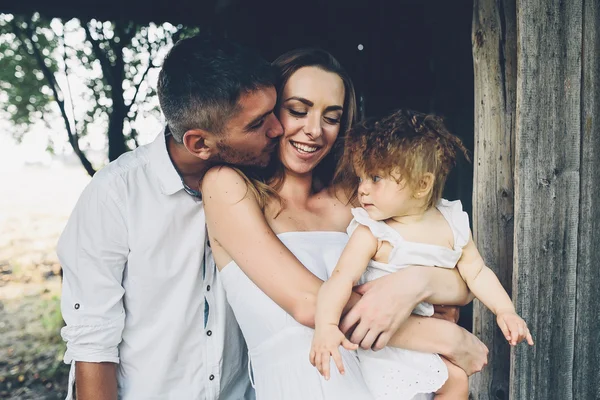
[
  {"xmin": 287, "ymin": 108, "xmax": 307, "ymax": 117},
  {"xmin": 324, "ymin": 115, "xmax": 341, "ymax": 125}
]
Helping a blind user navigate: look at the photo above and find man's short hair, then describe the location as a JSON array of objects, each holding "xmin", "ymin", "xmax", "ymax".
[{"xmin": 157, "ymin": 34, "xmax": 276, "ymax": 142}]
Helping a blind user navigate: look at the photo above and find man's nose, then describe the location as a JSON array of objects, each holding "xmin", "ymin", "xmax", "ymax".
[{"xmin": 267, "ymin": 114, "xmax": 284, "ymax": 139}]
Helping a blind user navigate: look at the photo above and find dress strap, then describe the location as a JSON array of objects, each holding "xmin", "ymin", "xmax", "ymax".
[{"xmin": 347, "ymin": 207, "xmax": 403, "ymax": 246}]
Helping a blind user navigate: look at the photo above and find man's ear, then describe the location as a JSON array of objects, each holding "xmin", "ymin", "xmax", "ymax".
[
  {"xmin": 182, "ymin": 129, "xmax": 216, "ymax": 160},
  {"xmin": 414, "ymin": 173, "xmax": 435, "ymax": 199}
]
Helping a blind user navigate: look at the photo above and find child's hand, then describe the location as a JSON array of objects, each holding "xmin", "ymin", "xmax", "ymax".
[
  {"xmin": 309, "ymin": 324, "xmax": 358, "ymax": 380},
  {"xmin": 497, "ymin": 311, "xmax": 534, "ymax": 346}
]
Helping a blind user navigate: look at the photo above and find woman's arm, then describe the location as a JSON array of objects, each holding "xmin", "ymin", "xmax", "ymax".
[
  {"xmin": 202, "ymin": 166, "xmax": 322, "ymax": 326},
  {"xmin": 387, "ymin": 315, "xmax": 489, "ymax": 376},
  {"xmin": 340, "ymin": 266, "xmax": 473, "ymax": 350}
]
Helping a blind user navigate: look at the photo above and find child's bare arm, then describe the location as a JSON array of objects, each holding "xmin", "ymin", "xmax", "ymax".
[
  {"xmin": 310, "ymin": 226, "xmax": 378, "ymax": 379},
  {"xmin": 457, "ymin": 234, "xmax": 533, "ymax": 346},
  {"xmin": 315, "ymin": 225, "xmax": 378, "ymax": 328},
  {"xmin": 456, "ymin": 235, "xmax": 514, "ymax": 315}
]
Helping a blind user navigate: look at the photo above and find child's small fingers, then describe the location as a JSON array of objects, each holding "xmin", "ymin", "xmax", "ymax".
[
  {"xmin": 332, "ymin": 349, "xmax": 345, "ymax": 375},
  {"xmin": 322, "ymin": 353, "xmax": 331, "ymax": 381},
  {"xmin": 342, "ymin": 338, "xmax": 358, "ymax": 351},
  {"xmin": 526, "ymin": 329, "xmax": 534, "ymax": 346},
  {"xmin": 498, "ymin": 318, "xmax": 511, "ymax": 341},
  {"xmin": 309, "ymin": 349, "xmax": 316, "ymax": 366},
  {"xmin": 508, "ymin": 322, "xmax": 520, "ymax": 345},
  {"xmin": 314, "ymin": 352, "xmax": 323, "ymax": 375}
]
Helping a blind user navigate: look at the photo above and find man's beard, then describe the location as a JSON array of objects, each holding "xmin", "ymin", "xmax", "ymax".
[{"xmin": 215, "ymin": 140, "xmax": 276, "ymax": 168}]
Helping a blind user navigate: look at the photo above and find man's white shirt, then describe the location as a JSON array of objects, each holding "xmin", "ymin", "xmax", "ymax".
[{"xmin": 58, "ymin": 131, "xmax": 252, "ymax": 399}]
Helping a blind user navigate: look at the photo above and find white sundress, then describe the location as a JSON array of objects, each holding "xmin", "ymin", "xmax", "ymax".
[
  {"xmin": 345, "ymin": 199, "xmax": 471, "ymax": 400},
  {"xmin": 219, "ymin": 232, "xmax": 375, "ymax": 400}
]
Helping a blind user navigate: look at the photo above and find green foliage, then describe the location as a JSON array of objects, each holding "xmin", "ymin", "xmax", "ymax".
[
  {"xmin": 0, "ymin": 14, "xmax": 59, "ymax": 142},
  {"xmin": 0, "ymin": 13, "xmax": 199, "ymax": 171}
]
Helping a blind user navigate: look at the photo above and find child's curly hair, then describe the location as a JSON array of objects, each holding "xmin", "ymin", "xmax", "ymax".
[{"xmin": 335, "ymin": 109, "xmax": 470, "ymax": 209}]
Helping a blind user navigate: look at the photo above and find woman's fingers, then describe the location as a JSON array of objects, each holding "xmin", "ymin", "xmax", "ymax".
[
  {"xmin": 360, "ymin": 329, "xmax": 380, "ymax": 350},
  {"xmin": 373, "ymin": 331, "xmax": 391, "ymax": 351}
]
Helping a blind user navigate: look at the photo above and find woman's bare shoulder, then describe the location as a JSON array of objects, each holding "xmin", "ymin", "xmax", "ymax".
[{"xmin": 201, "ymin": 166, "xmax": 257, "ymax": 204}]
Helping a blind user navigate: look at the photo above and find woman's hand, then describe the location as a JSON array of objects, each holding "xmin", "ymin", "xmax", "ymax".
[
  {"xmin": 339, "ymin": 266, "xmax": 472, "ymax": 351},
  {"xmin": 309, "ymin": 324, "xmax": 358, "ymax": 380},
  {"xmin": 339, "ymin": 267, "xmax": 429, "ymax": 350}
]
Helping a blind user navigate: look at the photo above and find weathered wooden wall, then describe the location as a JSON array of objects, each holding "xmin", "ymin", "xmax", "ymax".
[
  {"xmin": 573, "ymin": 2, "xmax": 600, "ymax": 398},
  {"xmin": 473, "ymin": 0, "xmax": 600, "ymax": 398},
  {"xmin": 470, "ymin": 0, "xmax": 516, "ymax": 399}
]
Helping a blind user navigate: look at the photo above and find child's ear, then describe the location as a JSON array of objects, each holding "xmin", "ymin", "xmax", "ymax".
[
  {"xmin": 415, "ymin": 173, "xmax": 435, "ymax": 198},
  {"xmin": 182, "ymin": 129, "xmax": 216, "ymax": 160}
]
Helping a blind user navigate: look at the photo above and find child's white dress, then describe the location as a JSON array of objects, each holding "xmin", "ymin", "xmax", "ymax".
[{"xmin": 344, "ymin": 199, "xmax": 470, "ymax": 400}]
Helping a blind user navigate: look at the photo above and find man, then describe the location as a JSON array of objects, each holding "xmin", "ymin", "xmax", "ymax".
[
  {"xmin": 59, "ymin": 34, "xmax": 484, "ymax": 400},
  {"xmin": 59, "ymin": 34, "xmax": 282, "ymax": 400}
]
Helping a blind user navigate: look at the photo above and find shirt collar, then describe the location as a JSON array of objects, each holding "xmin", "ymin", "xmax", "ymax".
[{"xmin": 148, "ymin": 127, "xmax": 201, "ymax": 199}]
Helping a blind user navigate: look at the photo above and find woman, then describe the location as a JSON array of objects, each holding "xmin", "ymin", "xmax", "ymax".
[{"xmin": 202, "ymin": 49, "xmax": 486, "ymax": 399}]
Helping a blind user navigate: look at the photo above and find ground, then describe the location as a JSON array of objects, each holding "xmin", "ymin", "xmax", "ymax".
[{"xmin": 0, "ymin": 164, "xmax": 90, "ymax": 399}]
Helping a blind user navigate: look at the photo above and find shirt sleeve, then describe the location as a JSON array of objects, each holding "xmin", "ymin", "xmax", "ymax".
[{"xmin": 58, "ymin": 177, "xmax": 128, "ymax": 364}]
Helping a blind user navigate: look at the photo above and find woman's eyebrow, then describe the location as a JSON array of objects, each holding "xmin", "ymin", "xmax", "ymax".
[
  {"xmin": 285, "ymin": 97, "xmax": 343, "ymax": 112},
  {"xmin": 324, "ymin": 105, "xmax": 343, "ymax": 112},
  {"xmin": 284, "ymin": 96, "xmax": 313, "ymax": 106}
]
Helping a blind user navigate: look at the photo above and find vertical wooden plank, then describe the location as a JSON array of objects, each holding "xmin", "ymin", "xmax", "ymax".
[
  {"xmin": 573, "ymin": 1, "xmax": 600, "ymax": 398},
  {"xmin": 512, "ymin": 1, "xmax": 582, "ymax": 399},
  {"xmin": 470, "ymin": 0, "xmax": 516, "ymax": 399}
]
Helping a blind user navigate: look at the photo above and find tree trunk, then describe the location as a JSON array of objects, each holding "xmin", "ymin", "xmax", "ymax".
[
  {"xmin": 512, "ymin": 1, "xmax": 583, "ymax": 398},
  {"xmin": 470, "ymin": 0, "xmax": 516, "ymax": 398},
  {"xmin": 573, "ymin": 1, "xmax": 600, "ymax": 398},
  {"xmin": 107, "ymin": 105, "xmax": 127, "ymax": 162}
]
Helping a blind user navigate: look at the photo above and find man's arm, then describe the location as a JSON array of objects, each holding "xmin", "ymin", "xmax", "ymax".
[
  {"xmin": 59, "ymin": 180, "xmax": 127, "ymax": 400},
  {"xmin": 75, "ymin": 362, "xmax": 118, "ymax": 400}
]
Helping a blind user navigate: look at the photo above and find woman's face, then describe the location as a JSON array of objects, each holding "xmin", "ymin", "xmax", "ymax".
[{"xmin": 277, "ymin": 66, "xmax": 345, "ymax": 177}]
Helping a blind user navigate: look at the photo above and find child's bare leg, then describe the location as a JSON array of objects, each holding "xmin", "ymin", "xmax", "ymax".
[{"xmin": 434, "ymin": 357, "xmax": 468, "ymax": 399}]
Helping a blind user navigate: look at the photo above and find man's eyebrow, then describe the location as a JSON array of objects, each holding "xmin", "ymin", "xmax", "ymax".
[
  {"xmin": 285, "ymin": 97, "xmax": 343, "ymax": 113},
  {"xmin": 245, "ymin": 108, "xmax": 275, "ymax": 130}
]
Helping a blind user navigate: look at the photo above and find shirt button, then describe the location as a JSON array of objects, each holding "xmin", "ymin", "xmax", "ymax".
[
  {"xmin": 209, "ymin": 374, "xmax": 215, "ymax": 381},
  {"xmin": 74, "ymin": 303, "xmax": 80, "ymax": 310},
  {"xmin": 207, "ymin": 285, "xmax": 211, "ymax": 291},
  {"xmin": 207, "ymin": 330, "xmax": 212, "ymax": 336}
]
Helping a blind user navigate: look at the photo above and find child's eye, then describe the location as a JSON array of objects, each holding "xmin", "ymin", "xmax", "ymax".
[
  {"xmin": 357, "ymin": 177, "xmax": 363, "ymax": 183},
  {"xmin": 372, "ymin": 176, "xmax": 381, "ymax": 182}
]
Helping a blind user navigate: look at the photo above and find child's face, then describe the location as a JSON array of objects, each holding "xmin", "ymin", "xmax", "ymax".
[{"xmin": 356, "ymin": 170, "xmax": 419, "ymax": 220}]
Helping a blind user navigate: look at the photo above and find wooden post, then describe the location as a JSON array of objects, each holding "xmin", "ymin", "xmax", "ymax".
[
  {"xmin": 512, "ymin": 1, "xmax": 584, "ymax": 398},
  {"xmin": 470, "ymin": 0, "xmax": 516, "ymax": 398},
  {"xmin": 573, "ymin": 1, "xmax": 600, "ymax": 398}
]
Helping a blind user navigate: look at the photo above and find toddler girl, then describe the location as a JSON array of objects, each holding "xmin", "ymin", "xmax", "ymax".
[{"xmin": 310, "ymin": 109, "xmax": 533, "ymax": 399}]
